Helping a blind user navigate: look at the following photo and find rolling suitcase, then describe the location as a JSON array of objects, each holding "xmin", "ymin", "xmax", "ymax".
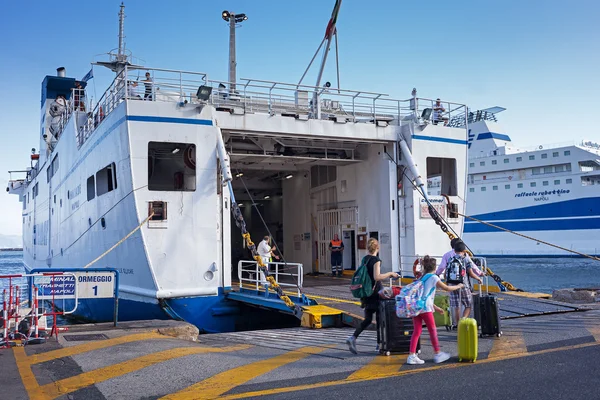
[
  {"xmin": 457, "ymin": 317, "xmax": 478, "ymax": 362},
  {"xmin": 433, "ymin": 294, "xmax": 452, "ymax": 331},
  {"xmin": 473, "ymin": 275, "xmax": 502, "ymax": 338},
  {"xmin": 378, "ymin": 299, "xmax": 420, "ymax": 356}
]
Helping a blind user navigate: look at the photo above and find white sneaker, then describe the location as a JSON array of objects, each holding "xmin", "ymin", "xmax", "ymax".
[
  {"xmin": 346, "ymin": 335, "xmax": 357, "ymax": 354},
  {"xmin": 406, "ymin": 354, "xmax": 425, "ymax": 365},
  {"xmin": 433, "ymin": 351, "xmax": 450, "ymax": 364}
]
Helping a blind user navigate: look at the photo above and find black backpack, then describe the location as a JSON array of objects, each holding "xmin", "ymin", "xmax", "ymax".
[{"xmin": 445, "ymin": 255, "xmax": 466, "ymax": 285}]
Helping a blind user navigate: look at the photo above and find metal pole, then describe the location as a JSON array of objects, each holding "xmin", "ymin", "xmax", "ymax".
[
  {"xmin": 229, "ymin": 14, "xmax": 236, "ymax": 93},
  {"xmin": 334, "ymin": 31, "xmax": 341, "ymax": 92},
  {"xmin": 118, "ymin": 3, "xmax": 126, "ymax": 62}
]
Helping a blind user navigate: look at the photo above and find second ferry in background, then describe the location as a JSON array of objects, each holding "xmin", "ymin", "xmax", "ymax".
[{"xmin": 461, "ymin": 107, "xmax": 600, "ymax": 257}]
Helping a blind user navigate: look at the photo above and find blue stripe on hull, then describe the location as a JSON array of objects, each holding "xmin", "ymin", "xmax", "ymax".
[
  {"xmin": 469, "ymin": 197, "xmax": 600, "ymax": 222},
  {"xmin": 464, "ymin": 217, "xmax": 600, "ymax": 233}
]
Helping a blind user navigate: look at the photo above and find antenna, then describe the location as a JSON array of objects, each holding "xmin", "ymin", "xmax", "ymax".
[{"xmin": 117, "ymin": 3, "xmax": 126, "ymax": 62}]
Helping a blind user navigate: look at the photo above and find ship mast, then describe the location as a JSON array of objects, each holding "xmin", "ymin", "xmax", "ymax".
[{"xmin": 117, "ymin": 3, "xmax": 127, "ymax": 64}]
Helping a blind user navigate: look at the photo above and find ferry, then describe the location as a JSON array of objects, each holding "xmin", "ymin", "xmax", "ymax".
[
  {"xmin": 6, "ymin": 3, "xmax": 470, "ymax": 331},
  {"xmin": 461, "ymin": 108, "xmax": 600, "ymax": 257}
]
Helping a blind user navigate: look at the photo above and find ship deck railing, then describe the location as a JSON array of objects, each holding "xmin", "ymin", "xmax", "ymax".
[{"xmin": 67, "ymin": 66, "xmax": 467, "ymax": 148}]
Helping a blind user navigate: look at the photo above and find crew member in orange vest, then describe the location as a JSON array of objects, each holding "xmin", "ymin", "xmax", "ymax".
[{"xmin": 329, "ymin": 234, "xmax": 344, "ymax": 277}]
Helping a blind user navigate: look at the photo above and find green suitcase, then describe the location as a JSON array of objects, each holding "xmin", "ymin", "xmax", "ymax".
[{"xmin": 433, "ymin": 294, "xmax": 451, "ymax": 330}]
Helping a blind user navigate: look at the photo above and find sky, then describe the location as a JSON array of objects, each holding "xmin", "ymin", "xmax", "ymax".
[{"xmin": 0, "ymin": 0, "xmax": 598, "ymax": 236}]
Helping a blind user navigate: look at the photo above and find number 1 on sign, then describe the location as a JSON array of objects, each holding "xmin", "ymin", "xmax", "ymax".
[{"xmin": 93, "ymin": 285, "xmax": 98, "ymax": 296}]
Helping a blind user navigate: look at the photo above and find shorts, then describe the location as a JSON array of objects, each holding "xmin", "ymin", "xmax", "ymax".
[{"xmin": 450, "ymin": 287, "xmax": 472, "ymax": 309}]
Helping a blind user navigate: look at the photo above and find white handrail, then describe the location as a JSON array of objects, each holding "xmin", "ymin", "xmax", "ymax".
[{"xmin": 237, "ymin": 260, "xmax": 303, "ymax": 297}]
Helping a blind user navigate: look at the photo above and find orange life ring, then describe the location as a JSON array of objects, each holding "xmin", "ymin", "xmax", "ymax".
[{"xmin": 413, "ymin": 258, "xmax": 422, "ymax": 279}]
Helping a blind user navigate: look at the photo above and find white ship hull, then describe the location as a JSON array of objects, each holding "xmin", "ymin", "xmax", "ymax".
[{"xmin": 463, "ymin": 115, "xmax": 600, "ymax": 257}]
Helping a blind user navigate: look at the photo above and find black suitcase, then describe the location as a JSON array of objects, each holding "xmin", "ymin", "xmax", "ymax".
[
  {"xmin": 473, "ymin": 276, "xmax": 502, "ymax": 338},
  {"xmin": 378, "ymin": 299, "xmax": 420, "ymax": 355}
]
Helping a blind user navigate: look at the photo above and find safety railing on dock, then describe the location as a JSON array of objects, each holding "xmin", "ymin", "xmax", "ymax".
[
  {"xmin": 70, "ymin": 65, "xmax": 467, "ymax": 148},
  {"xmin": 1, "ymin": 272, "xmax": 78, "ymax": 348},
  {"xmin": 238, "ymin": 260, "xmax": 303, "ymax": 297}
]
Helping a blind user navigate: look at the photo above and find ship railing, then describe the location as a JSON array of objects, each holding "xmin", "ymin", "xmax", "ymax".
[
  {"xmin": 468, "ymin": 140, "xmax": 600, "ymax": 159},
  {"xmin": 75, "ymin": 65, "xmax": 468, "ymax": 147},
  {"xmin": 238, "ymin": 260, "xmax": 303, "ymax": 297},
  {"xmin": 76, "ymin": 69, "xmax": 127, "ymax": 148}
]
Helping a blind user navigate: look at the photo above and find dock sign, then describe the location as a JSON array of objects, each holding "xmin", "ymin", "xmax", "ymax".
[
  {"xmin": 36, "ymin": 274, "xmax": 76, "ymax": 300},
  {"xmin": 76, "ymin": 272, "xmax": 116, "ymax": 299},
  {"xmin": 35, "ymin": 271, "xmax": 116, "ymax": 300}
]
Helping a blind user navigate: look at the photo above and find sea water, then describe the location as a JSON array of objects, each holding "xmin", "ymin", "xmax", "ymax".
[{"xmin": 2, "ymin": 251, "xmax": 600, "ymax": 294}]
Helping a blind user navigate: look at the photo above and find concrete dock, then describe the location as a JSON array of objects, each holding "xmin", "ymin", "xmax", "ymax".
[{"xmin": 1, "ymin": 281, "xmax": 599, "ymax": 400}]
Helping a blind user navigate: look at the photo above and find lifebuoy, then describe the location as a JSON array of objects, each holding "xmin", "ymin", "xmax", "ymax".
[
  {"xmin": 183, "ymin": 145, "xmax": 196, "ymax": 170},
  {"xmin": 539, "ymin": 145, "xmax": 543, "ymax": 150},
  {"xmin": 413, "ymin": 258, "xmax": 422, "ymax": 279},
  {"xmin": 508, "ymin": 176, "xmax": 512, "ymax": 180}
]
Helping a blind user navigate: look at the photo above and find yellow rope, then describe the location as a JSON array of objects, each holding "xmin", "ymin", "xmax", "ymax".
[{"xmin": 83, "ymin": 213, "xmax": 154, "ymax": 269}]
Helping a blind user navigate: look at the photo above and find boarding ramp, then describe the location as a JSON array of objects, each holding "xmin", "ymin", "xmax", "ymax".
[{"xmin": 228, "ymin": 261, "xmax": 343, "ymax": 329}]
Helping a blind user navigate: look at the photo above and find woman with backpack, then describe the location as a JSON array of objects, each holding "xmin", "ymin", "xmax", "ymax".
[
  {"xmin": 346, "ymin": 238, "xmax": 399, "ymax": 354},
  {"xmin": 406, "ymin": 255, "xmax": 464, "ymax": 365}
]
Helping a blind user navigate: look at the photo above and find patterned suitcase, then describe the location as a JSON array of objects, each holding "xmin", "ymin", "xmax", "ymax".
[
  {"xmin": 378, "ymin": 299, "xmax": 420, "ymax": 356},
  {"xmin": 457, "ymin": 317, "xmax": 478, "ymax": 362}
]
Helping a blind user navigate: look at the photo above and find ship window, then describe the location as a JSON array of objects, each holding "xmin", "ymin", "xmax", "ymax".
[
  {"xmin": 504, "ymin": 159, "xmax": 509, "ymax": 164},
  {"xmin": 555, "ymin": 165, "xmax": 564, "ymax": 173},
  {"xmin": 492, "ymin": 160, "xmax": 497, "ymax": 165},
  {"xmin": 480, "ymin": 161, "xmax": 485, "ymax": 166},
  {"xmin": 47, "ymin": 154, "xmax": 59, "ymax": 183},
  {"xmin": 566, "ymin": 179, "xmax": 572, "ymax": 184},
  {"xmin": 87, "ymin": 175, "xmax": 95, "ymax": 201},
  {"xmin": 518, "ymin": 183, "xmax": 523, "ymax": 188},
  {"xmin": 544, "ymin": 166, "xmax": 553, "ymax": 173},
  {"xmin": 22, "ymin": 195, "xmax": 26, "ymax": 210},
  {"xmin": 564, "ymin": 150, "xmax": 571, "ymax": 156},
  {"xmin": 481, "ymin": 187, "xmax": 486, "ymax": 192},
  {"xmin": 96, "ymin": 162, "xmax": 117, "ymax": 196},
  {"xmin": 516, "ymin": 157, "xmax": 522, "ymax": 162},
  {"xmin": 469, "ymin": 188, "xmax": 474, "ymax": 193},
  {"xmin": 553, "ymin": 152, "xmax": 559, "ymax": 157},
  {"xmin": 532, "ymin": 168, "xmax": 540, "ymax": 175},
  {"xmin": 554, "ymin": 180, "xmax": 560, "ymax": 185},
  {"xmin": 469, "ymin": 162, "xmax": 474, "ymax": 168},
  {"xmin": 492, "ymin": 185, "xmax": 498, "ymax": 191},
  {"xmin": 529, "ymin": 155, "xmax": 535, "ymax": 160},
  {"xmin": 543, "ymin": 181, "xmax": 549, "ymax": 186},
  {"xmin": 542, "ymin": 154, "xmax": 548, "ymax": 159},
  {"xmin": 32, "ymin": 183, "xmax": 39, "ymax": 199},
  {"xmin": 530, "ymin": 182, "xmax": 536, "ymax": 187},
  {"xmin": 426, "ymin": 157, "xmax": 457, "ymax": 196},
  {"xmin": 505, "ymin": 184, "xmax": 510, "ymax": 189},
  {"xmin": 148, "ymin": 142, "xmax": 197, "ymax": 192},
  {"xmin": 566, "ymin": 164, "xmax": 572, "ymax": 171}
]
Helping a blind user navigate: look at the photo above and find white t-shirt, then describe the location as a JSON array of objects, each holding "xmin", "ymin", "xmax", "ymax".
[
  {"xmin": 257, "ymin": 240, "xmax": 271, "ymax": 263},
  {"xmin": 421, "ymin": 273, "xmax": 441, "ymax": 313}
]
